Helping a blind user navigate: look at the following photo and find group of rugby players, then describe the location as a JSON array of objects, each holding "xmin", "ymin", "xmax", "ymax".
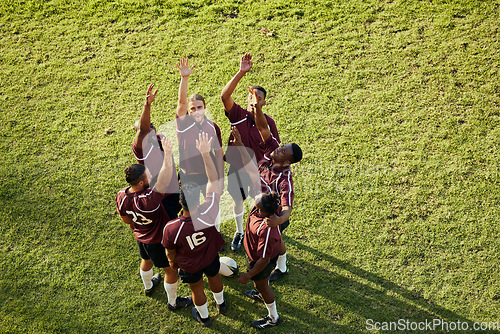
[{"xmin": 115, "ymin": 54, "xmax": 302, "ymax": 329}]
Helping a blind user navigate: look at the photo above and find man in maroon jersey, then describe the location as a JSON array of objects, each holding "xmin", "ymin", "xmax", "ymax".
[
  {"xmin": 133, "ymin": 84, "xmax": 181, "ymax": 220},
  {"xmin": 162, "ymin": 133, "xmax": 226, "ymax": 328},
  {"xmin": 237, "ymin": 192, "xmax": 283, "ymax": 328},
  {"xmin": 175, "ymin": 57, "xmax": 224, "ymax": 229},
  {"xmin": 245, "ymin": 87, "xmax": 302, "ymax": 282},
  {"xmin": 116, "ymin": 137, "xmax": 192, "ymax": 310},
  {"xmin": 221, "ymin": 53, "xmax": 281, "ymax": 252}
]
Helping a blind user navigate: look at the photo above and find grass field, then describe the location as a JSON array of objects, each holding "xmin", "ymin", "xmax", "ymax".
[{"xmin": 1, "ymin": 0, "xmax": 499, "ymax": 333}]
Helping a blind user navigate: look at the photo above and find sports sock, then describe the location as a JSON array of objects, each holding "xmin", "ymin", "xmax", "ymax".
[
  {"xmin": 140, "ymin": 268, "xmax": 154, "ymax": 290},
  {"xmin": 276, "ymin": 253, "xmax": 287, "ymax": 272},
  {"xmin": 195, "ymin": 302, "xmax": 209, "ymax": 319},
  {"xmin": 265, "ymin": 301, "xmax": 279, "ymax": 322},
  {"xmin": 215, "ymin": 210, "xmax": 221, "ymax": 232},
  {"xmin": 234, "ymin": 211, "xmax": 244, "ymax": 235},
  {"xmin": 212, "ymin": 290, "xmax": 224, "ymax": 305},
  {"xmin": 164, "ymin": 281, "xmax": 178, "ymax": 306}
]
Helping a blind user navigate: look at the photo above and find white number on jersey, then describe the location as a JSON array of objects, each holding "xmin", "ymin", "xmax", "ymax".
[
  {"xmin": 186, "ymin": 232, "xmax": 207, "ymax": 250},
  {"xmin": 125, "ymin": 211, "xmax": 153, "ymax": 225}
]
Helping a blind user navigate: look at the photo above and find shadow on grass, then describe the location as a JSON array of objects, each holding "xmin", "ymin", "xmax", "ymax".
[{"xmin": 270, "ymin": 236, "xmax": 490, "ymax": 333}]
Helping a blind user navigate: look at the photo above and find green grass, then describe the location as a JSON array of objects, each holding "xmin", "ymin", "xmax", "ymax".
[{"xmin": 1, "ymin": 0, "xmax": 499, "ymax": 333}]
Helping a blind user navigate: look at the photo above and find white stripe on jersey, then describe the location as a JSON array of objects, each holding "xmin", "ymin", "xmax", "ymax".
[
  {"xmin": 163, "ymin": 218, "xmax": 180, "ymax": 241},
  {"xmin": 176, "ymin": 121, "xmax": 196, "ymax": 133},
  {"xmin": 275, "ymin": 173, "xmax": 282, "ymax": 192},
  {"xmin": 197, "ymin": 217, "xmax": 213, "ymax": 227},
  {"xmin": 287, "ymin": 172, "xmax": 292, "ymax": 205},
  {"xmin": 257, "ymin": 220, "xmax": 266, "ymax": 235},
  {"xmin": 260, "ymin": 176, "xmax": 272, "ymax": 193},
  {"xmin": 262, "ymin": 228, "xmax": 271, "ymax": 258},
  {"xmin": 134, "ymin": 144, "xmax": 154, "ymax": 161},
  {"xmin": 230, "ymin": 117, "xmax": 247, "ymax": 126},
  {"xmin": 134, "ymin": 197, "xmax": 161, "ymax": 213},
  {"xmin": 174, "ymin": 221, "xmax": 185, "ymax": 244},
  {"xmin": 118, "ymin": 193, "xmax": 127, "ymax": 211},
  {"xmin": 200, "ymin": 193, "xmax": 215, "ymax": 215}
]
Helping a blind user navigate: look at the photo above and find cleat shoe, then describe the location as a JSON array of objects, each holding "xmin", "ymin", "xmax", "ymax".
[
  {"xmin": 168, "ymin": 296, "xmax": 193, "ymax": 310},
  {"xmin": 231, "ymin": 232, "xmax": 244, "ymax": 252},
  {"xmin": 191, "ymin": 307, "xmax": 212, "ymax": 327},
  {"xmin": 244, "ymin": 289, "xmax": 263, "ymax": 302},
  {"xmin": 269, "ymin": 269, "xmax": 288, "ymax": 282},
  {"xmin": 217, "ymin": 300, "xmax": 227, "ymax": 314},
  {"xmin": 251, "ymin": 315, "xmax": 281, "ymax": 329},
  {"xmin": 144, "ymin": 273, "xmax": 162, "ymax": 296}
]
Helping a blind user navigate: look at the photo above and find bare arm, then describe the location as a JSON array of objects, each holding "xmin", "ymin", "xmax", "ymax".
[
  {"xmin": 176, "ymin": 57, "xmax": 194, "ymax": 117},
  {"xmin": 214, "ymin": 147, "xmax": 225, "ymax": 193},
  {"xmin": 196, "ymin": 133, "xmax": 219, "ymax": 195},
  {"xmin": 230, "ymin": 126, "xmax": 260, "ymax": 187},
  {"xmin": 238, "ymin": 257, "xmax": 271, "ymax": 284},
  {"xmin": 154, "ymin": 137, "xmax": 175, "ymax": 194},
  {"xmin": 265, "ymin": 206, "xmax": 292, "ymax": 228},
  {"xmin": 119, "ymin": 215, "xmax": 134, "ymax": 231},
  {"xmin": 134, "ymin": 84, "xmax": 157, "ymax": 148},
  {"xmin": 220, "ymin": 53, "xmax": 253, "ymax": 112},
  {"xmin": 249, "ymin": 87, "xmax": 271, "ymax": 142},
  {"xmin": 166, "ymin": 248, "xmax": 177, "ymax": 268}
]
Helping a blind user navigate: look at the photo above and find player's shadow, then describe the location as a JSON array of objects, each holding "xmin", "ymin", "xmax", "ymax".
[{"xmin": 270, "ymin": 236, "xmax": 490, "ymax": 333}]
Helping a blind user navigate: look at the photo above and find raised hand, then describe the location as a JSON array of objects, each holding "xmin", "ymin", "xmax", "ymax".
[
  {"xmin": 177, "ymin": 57, "xmax": 194, "ymax": 77},
  {"xmin": 240, "ymin": 53, "xmax": 253, "ymax": 73},
  {"xmin": 195, "ymin": 132, "xmax": 213, "ymax": 155},
  {"xmin": 161, "ymin": 136, "xmax": 174, "ymax": 157},
  {"xmin": 229, "ymin": 126, "xmax": 243, "ymax": 146},
  {"xmin": 145, "ymin": 84, "xmax": 158, "ymax": 106}
]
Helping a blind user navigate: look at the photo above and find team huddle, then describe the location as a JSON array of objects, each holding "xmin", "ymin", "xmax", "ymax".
[{"xmin": 115, "ymin": 54, "xmax": 303, "ymax": 329}]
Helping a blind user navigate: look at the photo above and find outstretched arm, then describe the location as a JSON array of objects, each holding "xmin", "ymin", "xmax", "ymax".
[
  {"xmin": 176, "ymin": 57, "xmax": 194, "ymax": 118},
  {"xmin": 230, "ymin": 126, "xmax": 260, "ymax": 187},
  {"xmin": 249, "ymin": 87, "xmax": 271, "ymax": 142},
  {"xmin": 133, "ymin": 84, "xmax": 157, "ymax": 148},
  {"xmin": 221, "ymin": 53, "xmax": 253, "ymax": 112},
  {"xmin": 154, "ymin": 137, "xmax": 175, "ymax": 194},
  {"xmin": 196, "ymin": 133, "xmax": 220, "ymax": 195}
]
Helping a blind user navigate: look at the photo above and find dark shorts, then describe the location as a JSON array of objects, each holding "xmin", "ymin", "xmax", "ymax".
[
  {"xmin": 179, "ymin": 255, "xmax": 221, "ymax": 284},
  {"xmin": 246, "ymin": 254, "xmax": 279, "ymax": 281},
  {"xmin": 162, "ymin": 193, "xmax": 182, "ymax": 220},
  {"xmin": 137, "ymin": 240, "xmax": 170, "ymax": 268},
  {"xmin": 227, "ymin": 165, "xmax": 254, "ymax": 202},
  {"xmin": 280, "ymin": 219, "xmax": 290, "ymax": 232},
  {"xmin": 178, "ymin": 170, "xmax": 208, "ymax": 199}
]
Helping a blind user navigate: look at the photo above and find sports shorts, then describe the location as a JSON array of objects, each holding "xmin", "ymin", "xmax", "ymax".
[
  {"xmin": 247, "ymin": 254, "xmax": 279, "ymax": 281},
  {"xmin": 178, "ymin": 255, "xmax": 221, "ymax": 284},
  {"xmin": 136, "ymin": 240, "xmax": 170, "ymax": 268},
  {"xmin": 227, "ymin": 165, "xmax": 254, "ymax": 202}
]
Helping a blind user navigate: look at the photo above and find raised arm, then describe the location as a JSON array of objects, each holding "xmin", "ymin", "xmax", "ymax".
[
  {"xmin": 196, "ymin": 132, "xmax": 219, "ymax": 195},
  {"xmin": 154, "ymin": 137, "xmax": 175, "ymax": 194},
  {"xmin": 133, "ymin": 84, "xmax": 157, "ymax": 148},
  {"xmin": 230, "ymin": 126, "xmax": 260, "ymax": 187},
  {"xmin": 220, "ymin": 53, "xmax": 253, "ymax": 112},
  {"xmin": 249, "ymin": 87, "xmax": 271, "ymax": 142},
  {"xmin": 176, "ymin": 57, "xmax": 194, "ymax": 117}
]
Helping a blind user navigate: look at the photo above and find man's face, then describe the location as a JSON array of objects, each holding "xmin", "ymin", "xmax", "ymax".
[
  {"xmin": 188, "ymin": 100, "xmax": 206, "ymax": 124},
  {"xmin": 247, "ymin": 89, "xmax": 266, "ymax": 111},
  {"xmin": 270, "ymin": 144, "xmax": 294, "ymax": 164}
]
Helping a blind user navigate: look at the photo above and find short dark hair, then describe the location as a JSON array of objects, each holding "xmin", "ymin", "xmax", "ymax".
[
  {"xmin": 291, "ymin": 143, "xmax": 302, "ymax": 163},
  {"xmin": 188, "ymin": 93, "xmax": 206, "ymax": 107},
  {"xmin": 125, "ymin": 164, "xmax": 146, "ymax": 186},
  {"xmin": 256, "ymin": 192, "xmax": 280, "ymax": 216},
  {"xmin": 252, "ymin": 85, "xmax": 266, "ymax": 99},
  {"xmin": 179, "ymin": 182, "xmax": 201, "ymax": 212}
]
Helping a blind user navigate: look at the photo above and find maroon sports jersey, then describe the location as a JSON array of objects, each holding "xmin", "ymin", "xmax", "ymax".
[
  {"xmin": 162, "ymin": 193, "xmax": 224, "ymax": 273},
  {"xmin": 258, "ymin": 136, "xmax": 294, "ymax": 208},
  {"xmin": 132, "ymin": 132, "xmax": 178, "ymax": 194},
  {"xmin": 116, "ymin": 187, "xmax": 168, "ymax": 244},
  {"xmin": 225, "ymin": 102, "xmax": 280, "ymax": 169},
  {"xmin": 243, "ymin": 206, "xmax": 282, "ymax": 262},
  {"xmin": 176, "ymin": 115, "xmax": 223, "ymax": 175}
]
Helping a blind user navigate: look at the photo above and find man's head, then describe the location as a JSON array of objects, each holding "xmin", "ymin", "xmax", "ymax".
[
  {"xmin": 188, "ymin": 94, "xmax": 206, "ymax": 124},
  {"xmin": 125, "ymin": 164, "xmax": 151, "ymax": 190},
  {"xmin": 247, "ymin": 85, "xmax": 266, "ymax": 111},
  {"xmin": 179, "ymin": 182, "xmax": 201, "ymax": 213},
  {"xmin": 255, "ymin": 192, "xmax": 280, "ymax": 217},
  {"xmin": 270, "ymin": 143, "xmax": 303, "ymax": 166}
]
